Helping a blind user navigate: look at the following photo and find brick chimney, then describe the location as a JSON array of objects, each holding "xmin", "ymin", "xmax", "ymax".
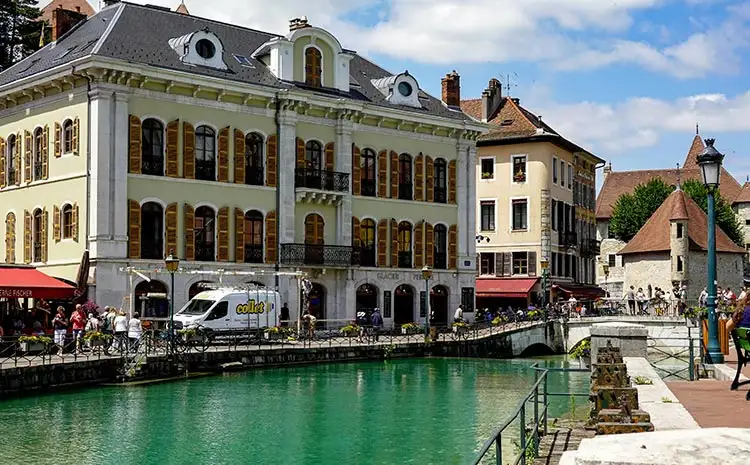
[
  {"xmin": 481, "ymin": 78, "xmax": 502, "ymax": 123},
  {"xmin": 603, "ymin": 162, "xmax": 612, "ymax": 181},
  {"xmin": 51, "ymin": 7, "xmax": 88, "ymax": 42},
  {"xmin": 289, "ymin": 16, "xmax": 312, "ymax": 32},
  {"xmin": 441, "ymin": 70, "xmax": 460, "ymax": 107}
]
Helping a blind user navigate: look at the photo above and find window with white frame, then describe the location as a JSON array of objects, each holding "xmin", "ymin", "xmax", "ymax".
[
  {"xmin": 512, "ymin": 155, "xmax": 526, "ymax": 183},
  {"xmin": 552, "ymin": 157, "xmax": 558, "ymax": 184},
  {"xmin": 511, "ymin": 199, "xmax": 528, "ymax": 231},
  {"xmin": 480, "ymin": 201, "xmax": 495, "ymax": 231},
  {"xmin": 480, "ymin": 158, "xmax": 494, "ymax": 180},
  {"xmin": 567, "ymin": 163, "xmax": 572, "ymax": 189},
  {"xmin": 480, "ymin": 252, "xmax": 495, "ymax": 275},
  {"xmin": 512, "ymin": 251, "xmax": 528, "ymax": 275},
  {"xmin": 560, "ymin": 159, "xmax": 565, "ymax": 187}
]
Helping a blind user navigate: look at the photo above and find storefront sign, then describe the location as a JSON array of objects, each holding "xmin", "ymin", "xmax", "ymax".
[
  {"xmin": 376, "ymin": 272, "xmax": 431, "ymax": 281},
  {"xmin": 0, "ymin": 288, "xmax": 33, "ymax": 298}
]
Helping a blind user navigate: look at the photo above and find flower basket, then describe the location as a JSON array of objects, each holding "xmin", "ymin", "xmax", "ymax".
[
  {"xmin": 20, "ymin": 341, "xmax": 47, "ymax": 354},
  {"xmin": 264, "ymin": 332, "xmax": 285, "ymax": 341},
  {"xmin": 513, "ymin": 171, "xmax": 526, "ymax": 183},
  {"xmin": 178, "ymin": 329, "xmax": 204, "ymax": 343},
  {"xmin": 452, "ymin": 322, "xmax": 469, "ymax": 334},
  {"xmin": 83, "ymin": 332, "xmax": 111, "ymax": 346},
  {"xmin": 401, "ymin": 323, "xmax": 420, "ymax": 335},
  {"xmin": 340, "ymin": 325, "xmax": 360, "ymax": 337}
]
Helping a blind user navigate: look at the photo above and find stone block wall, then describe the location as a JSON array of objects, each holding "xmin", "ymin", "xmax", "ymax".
[
  {"xmin": 623, "ymin": 252, "xmax": 670, "ymax": 298},
  {"xmin": 687, "ymin": 252, "xmax": 744, "ymax": 299}
]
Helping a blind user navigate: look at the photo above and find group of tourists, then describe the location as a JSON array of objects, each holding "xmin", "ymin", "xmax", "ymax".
[{"xmin": 50, "ymin": 304, "xmax": 144, "ymax": 354}]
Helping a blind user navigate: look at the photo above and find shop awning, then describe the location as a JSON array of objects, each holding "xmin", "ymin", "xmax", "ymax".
[
  {"xmin": 0, "ymin": 267, "xmax": 77, "ymax": 299},
  {"xmin": 476, "ymin": 278, "xmax": 539, "ymax": 298},
  {"xmin": 554, "ymin": 284, "xmax": 606, "ymax": 300}
]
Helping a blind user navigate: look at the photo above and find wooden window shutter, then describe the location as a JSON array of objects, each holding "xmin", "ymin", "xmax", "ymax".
[
  {"xmin": 426, "ymin": 156, "xmax": 434, "ymax": 202},
  {"xmin": 128, "ymin": 200, "xmax": 141, "ymax": 259},
  {"xmin": 72, "ymin": 117, "xmax": 80, "ymax": 154},
  {"xmin": 218, "ymin": 127, "xmax": 230, "ymax": 182},
  {"xmin": 390, "ymin": 218, "xmax": 398, "ymax": 267},
  {"xmin": 377, "ymin": 150, "xmax": 388, "ymax": 198},
  {"xmin": 23, "ymin": 210, "xmax": 31, "ymax": 264},
  {"xmin": 53, "ymin": 205, "xmax": 61, "ymax": 242},
  {"xmin": 389, "ymin": 151, "xmax": 398, "ymax": 198},
  {"xmin": 0, "ymin": 137, "xmax": 5, "ymax": 189},
  {"xmin": 425, "ymin": 223, "xmax": 434, "ymax": 267},
  {"xmin": 265, "ymin": 211, "xmax": 276, "ymax": 264},
  {"xmin": 128, "ymin": 115, "xmax": 142, "ymax": 174},
  {"xmin": 448, "ymin": 160, "xmax": 457, "ymax": 203},
  {"xmin": 166, "ymin": 120, "xmax": 180, "ymax": 177},
  {"xmin": 377, "ymin": 219, "xmax": 388, "ymax": 267},
  {"xmin": 414, "ymin": 154, "xmax": 424, "ymax": 201},
  {"xmin": 527, "ymin": 251, "xmax": 537, "ymax": 277},
  {"xmin": 165, "ymin": 203, "xmax": 177, "ymax": 256},
  {"xmin": 295, "ymin": 137, "xmax": 305, "ymax": 168},
  {"xmin": 352, "ymin": 144, "xmax": 361, "ymax": 196},
  {"xmin": 182, "ymin": 122, "xmax": 195, "ymax": 179},
  {"xmin": 24, "ymin": 130, "xmax": 32, "ymax": 183},
  {"xmin": 352, "ymin": 216, "xmax": 361, "ymax": 248},
  {"xmin": 325, "ymin": 142, "xmax": 335, "ymax": 171},
  {"xmin": 217, "ymin": 206, "xmax": 229, "ymax": 261},
  {"xmin": 54, "ymin": 122, "xmax": 62, "ymax": 158},
  {"xmin": 448, "ymin": 224, "xmax": 458, "ymax": 269},
  {"xmin": 184, "ymin": 203, "xmax": 195, "ymax": 261},
  {"xmin": 414, "ymin": 221, "xmax": 424, "ymax": 267},
  {"xmin": 72, "ymin": 203, "xmax": 79, "ymax": 242},
  {"xmin": 233, "ymin": 129, "xmax": 245, "ymax": 184},
  {"xmin": 495, "ymin": 253, "xmax": 504, "ymax": 277},
  {"xmin": 266, "ymin": 134, "xmax": 277, "ymax": 187},
  {"xmin": 5, "ymin": 213, "xmax": 15, "ymax": 264},
  {"xmin": 13, "ymin": 133, "xmax": 21, "ymax": 186},
  {"xmin": 235, "ymin": 208, "xmax": 245, "ymax": 263},
  {"xmin": 42, "ymin": 125, "xmax": 49, "ymax": 179},
  {"xmin": 41, "ymin": 208, "xmax": 48, "ymax": 262}
]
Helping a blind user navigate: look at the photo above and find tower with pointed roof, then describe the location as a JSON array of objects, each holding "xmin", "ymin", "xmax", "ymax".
[{"xmin": 669, "ymin": 186, "xmax": 689, "ymax": 284}]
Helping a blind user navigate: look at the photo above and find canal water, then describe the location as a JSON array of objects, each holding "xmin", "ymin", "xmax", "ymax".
[{"xmin": 0, "ymin": 357, "xmax": 588, "ymax": 465}]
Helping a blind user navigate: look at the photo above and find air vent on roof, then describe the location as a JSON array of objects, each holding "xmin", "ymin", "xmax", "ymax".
[
  {"xmin": 232, "ymin": 54, "xmax": 255, "ymax": 68},
  {"xmin": 500, "ymin": 119, "xmax": 513, "ymax": 126}
]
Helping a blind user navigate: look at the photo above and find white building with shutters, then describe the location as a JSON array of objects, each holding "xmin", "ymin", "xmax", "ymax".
[{"xmin": 0, "ymin": 4, "xmax": 484, "ymax": 326}]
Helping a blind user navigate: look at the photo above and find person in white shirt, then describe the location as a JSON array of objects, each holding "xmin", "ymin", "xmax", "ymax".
[
  {"xmin": 699, "ymin": 287, "xmax": 708, "ymax": 307},
  {"xmin": 453, "ymin": 305, "xmax": 464, "ymax": 323},
  {"xmin": 113, "ymin": 310, "xmax": 128, "ymax": 353},
  {"xmin": 128, "ymin": 312, "xmax": 143, "ymax": 353},
  {"xmin": 739, "ymin": 286, "xmax": 747, "ymax": 302},
  {"xmin": 84, "ymin": 313, "xmax": 100, "ymax": 352}
]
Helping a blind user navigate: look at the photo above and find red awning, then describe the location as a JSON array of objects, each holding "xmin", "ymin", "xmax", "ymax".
[
  {"xmin": 476, "ymin": 278, "xmax": 539, "ymax": 298},
  {"xmin": 0, "ymin": 267, "xmax": 77, "ymax": 299},
  {"xmin": 554, "ymin": 284, "xmax": 606, "ymax": 300}
]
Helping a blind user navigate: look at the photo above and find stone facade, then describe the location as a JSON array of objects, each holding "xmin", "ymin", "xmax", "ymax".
[{"xmin": 596, "ymin": 221, "xmax": 626, "ymax": 297}]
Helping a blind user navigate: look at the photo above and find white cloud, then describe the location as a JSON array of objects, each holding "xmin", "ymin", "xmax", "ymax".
[{"xmin": 123, "ymin": 0, "xmax": 747, "ymax": 79}]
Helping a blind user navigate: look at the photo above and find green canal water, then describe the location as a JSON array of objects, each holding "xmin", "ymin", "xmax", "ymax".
[{"xmin": 0, "ymin": 357, "xmax": 588, "ymax": 465}]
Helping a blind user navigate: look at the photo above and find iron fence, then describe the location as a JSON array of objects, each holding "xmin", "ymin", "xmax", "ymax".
[
  {"xmin": 279, "ymin": 243, "xmax": 356, "ymax": 267},
  {"xmin": 294, "ymin": 168, "xmax": 349, "ymax": 192}
]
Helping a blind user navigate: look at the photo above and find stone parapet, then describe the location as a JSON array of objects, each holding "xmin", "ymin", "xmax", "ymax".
[{"xmin": 591, "ymin": 322, "xmax": 647, "ymax": 361}]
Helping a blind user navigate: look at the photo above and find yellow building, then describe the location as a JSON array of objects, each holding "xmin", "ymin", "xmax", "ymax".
[
  {"xmin": 462, "ymin": 79, "xmax": 604, "ymax": 307},
  {"xmin": 0, "ymin": 4, "xmax": 484, "ymax": 325}
]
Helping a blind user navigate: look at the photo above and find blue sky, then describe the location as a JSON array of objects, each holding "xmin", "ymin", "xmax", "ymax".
[{"xmin": 95, "ymin": 0, "xmax": 750, "ymax": 183}]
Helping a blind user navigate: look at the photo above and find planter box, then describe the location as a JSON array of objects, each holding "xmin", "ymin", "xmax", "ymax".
[
  {"xmin": 452, "ymin": 326, "xmax": 468, "ymax": 334},
  {"xmin": 19, "ymin": 342, "xmax": 47, "ymax": 353},
  {"xmin": 401, "ymin": 328, "xmax": 419, "ymax": 335},
  {"xmin": 88, "ymin": 339, "xmax": 107, "ymax": 347},
  {"xmin": 264, "ymin": 332, "xmax": 285, "ymax": 341}
]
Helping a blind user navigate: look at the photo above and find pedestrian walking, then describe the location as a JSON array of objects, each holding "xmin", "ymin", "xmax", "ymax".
[
  {"xmin": 279, "ymin": 303, "xmax": 290, "ymax": 327},
  {"xmin": 52, "ymin": 307, "xmax": 68, "ymax": 353},
  {"xmin": 453, "ymin": 304, "xmax": 464, "ymax": 323},
  {"xmin": 85, "ymin": 312, "xmax": 101, "ymax": 353},
  {"xmin": 102, "ymin": 307, "xmax": 117, "ymax": 354},
  {"xmin": 71, "ymin": 304, "xmax": 87, "ymax": 354},
  {"xmin": 128, "ymin": 312, "xmax": 143, "ymax": 353},
  {"xmin": 113, "ymin": 310, "xmax": 128, "ymax": 353},
  {"xmin": 626, "ymin": 286, "xmax": 636, "ymax": 316},
  {"xmin": 370, "ymin": 308, "xmax": 383, "ymax": 342}
]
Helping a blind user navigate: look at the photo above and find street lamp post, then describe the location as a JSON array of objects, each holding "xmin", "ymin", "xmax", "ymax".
[
  {"xmin": 165, "ymin": 249, "xmax": 180, "ymax": 373},
  {"xmin": 422, "ymin": 265, "xmax": 433, "ymax": 340},
  {"xmin": 697, "ymin": 138, "xmax": 724, "ymax": 364},
  {"xmin": 540, "ymin": 258, "xmax": 549, "ymax": 320}
]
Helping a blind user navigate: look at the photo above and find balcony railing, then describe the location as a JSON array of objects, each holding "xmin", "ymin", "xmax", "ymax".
[
  {"xmin": 398, "ymin": 251, "xmax": 412, "ymax": 268},
  {"xmin": 245, "ymin": 167, "xmax": 263, "ymax": 186},
  {"xmin": 398, "ymin": 184, "xmax": 413, "ymax": 201},
  {"xmin": 195, "ymin": 245, "xmax": 215, "ymax": 262},
  {"xmin": 196, "ymin": 160, "xmax": 216, "ymax": 181},
  {"xmin": 361, "ymin": 179, "xmax": 376, "ymax": 197},
  {"xmin": 295, "ymin": 168, "xmax": 349, "ymax": 192},
  {"xmin": 244, "ymin": 244, "xmax": 263, "ymax": 263},
  {"xmin": 433, "ymin": 254, "xmax": 447, "ymax": 270},
  {"xmin": 142, "ymin": 158, "xmax": 164, "ymax": 176},
  {"xmin": 434, "ymin": 188, "xmax": 447, "ymax": 204},
  {"xmin": 280, "ymin": 243, "xmax": 357, "ymax": 267},
  {"xmin": 580, "ymin": 238, "xmax": 600, "ymax": 258},
  {"xmin": 559, "ymin": 231, "xmax": 578, "ymax": 248}
]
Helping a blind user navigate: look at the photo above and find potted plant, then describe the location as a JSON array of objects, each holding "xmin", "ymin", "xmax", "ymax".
[
  {"xmin": 83, "ymin": 331, "xmax": 111, "ymax": 347},
  {"xmin": 452, "ymin": 321, "xmax": 469, "ymax": 334},
  {"xmin": 513, "ymin": 169, "xmax": 526, "ymax": 183},
  {"xmin": 340, "ymin": 324, "xmax": 360, "ymax": 337},
  {"xmin": 570, "ymin": 339, "xmax": 591, "ymax": 368},
  {"xmin": 683, "ymin": 306, "xmax": 707, "ymax": 326},
  {"xmin": 401, "ymin": 322, "xmax": 420, "ymax": 335},
  {"xmin": 178, "ymin": 328, "xmax": 204, "ymax": 343},
  {"xmin": 264, "ymin": 326, "xmax": 292, "ymax": 341},
  {"xmin": 481, "ymin": 172, "xmax": 493, "ymax": 180},
  {"xmin": 491, "ymin": 315, "xmax": 507, "ymax": 326},
  {"xmin": 18, "ymin": 335, "xmax": 53, "ymax": 353}
]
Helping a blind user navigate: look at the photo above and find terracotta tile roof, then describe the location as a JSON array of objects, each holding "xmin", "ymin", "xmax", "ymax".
[
  {"xmin": 682, "ymin": 135, "xmax": 705, "ymax": 169},
  {"xmin": 734, "ymin": 182, "xmax": 750, "ymax": 204},
  {"xmin": 619, "ymin": 189, "xmax": 745, "ymax": 255},
  {"xmin": 41, "ymin": 0, "xmax": 95, "ymax": 23},
  {"xmin": 460, "ymin": 99, "xmax": 482, "ymax": 120}
]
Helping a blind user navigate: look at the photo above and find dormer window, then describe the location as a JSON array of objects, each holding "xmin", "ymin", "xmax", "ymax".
[
  {"xmin": 398, "ymin": 82, "xmax": 413, "ymax": 97},
  {"xmin": 305, "ymin": 47, "xmax": 322, "ymax": 87},
  {"xmin": 370, "ymin": 71, "xmax": 422, "ymax": 108},
  {"xmin": 196, "ymin": 39, "xmax": 215, "ymax": 59},
  {"xmin": 168, "ymin": 29, "xmax": 227, "ymax": 70}
]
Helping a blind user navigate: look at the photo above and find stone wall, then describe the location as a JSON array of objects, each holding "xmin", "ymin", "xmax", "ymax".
[
  {"xmin": 687, "ymin": 252, "xmax": 744, "ymax": 299},
  {"xmin": 623, "ymin": 252, "xmax": 670, "ymax": 298},
  {"xmin": 597, "ymin": 222, "xmax": 626, "ymax": 297}
]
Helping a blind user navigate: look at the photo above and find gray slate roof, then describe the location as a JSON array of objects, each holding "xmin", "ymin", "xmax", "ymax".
[{"xmin": 1, "ymin": 2, "xmax": 469, "ymax": 122}]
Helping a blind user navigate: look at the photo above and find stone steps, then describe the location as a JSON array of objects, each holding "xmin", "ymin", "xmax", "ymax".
[{"xmin": 533, "ymin": 427, "xmax": 595, "ymax": 465}]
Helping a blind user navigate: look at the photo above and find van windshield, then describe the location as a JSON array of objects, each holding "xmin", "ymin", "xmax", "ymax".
[{"xmin": 179, "ymin": 299, "xmax": 215, "ymax": 315}]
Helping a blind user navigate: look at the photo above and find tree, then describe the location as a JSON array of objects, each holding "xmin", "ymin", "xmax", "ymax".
[
  {"xmin": 681, "ymin": 179, "xmax": 744, "ymax": 246},
  {"xmin": 0, "ymin": 0, "xmax": 43, "ymax": 72},
  {"xmin": 609, "ymin": 178, "xmax": 673, "ymax": 242}
]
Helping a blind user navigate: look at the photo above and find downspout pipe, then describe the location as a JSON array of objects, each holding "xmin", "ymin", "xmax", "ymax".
[
  {"xmin": 274, "ymin": 93, "xmax": 282, "ymax": 292},
  {"xmin": 70, "ymin": 65, "xmax": 92, "ymax": 251}
]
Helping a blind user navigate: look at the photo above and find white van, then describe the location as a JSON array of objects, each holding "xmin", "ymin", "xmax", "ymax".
[{"xmin": 173, "ymin": 288, "xmax": 280, "ymax": 332}]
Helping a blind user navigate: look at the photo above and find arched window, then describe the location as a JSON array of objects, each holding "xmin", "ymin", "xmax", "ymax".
[
  {"xmin": 32, "ymin": 208, "xmax": 43, "ymax": 262},
  {"xmin": 61, "ymin": 204, "xmax": 74, "ymax": 240},
  {"xmin": 141, "ymin": 119, "xmax": 164, "ymax": 176},
  {"xmin": 195, "ymin": 125, "xmax": 216, "ymax": 181},
  {"xmin": 304, "ymin": 47, "xmax": 322, "ymax": 87},
  {"xmin": 360, "ymin": 219, "xmax": 376, "ymax": 266},
  {"xmin": 397, "ymin": 221, "xmax": 412, "ymax": 268},
  {"xmin": 245, "ymin": 132, "xmax": 264, "ymax": 186},
  {"xmin": 195, "ymin": 206, "xmax": 216, "ymax": 261},
  {"xmin": 62, "ymin": 120, "xmax": 74, "ymax": 154},
  {"xmin": 33, "ymin": 128, "xmax": 44, "ymax": 181},
  {"xmin": 434, "ymin": 158, "xmax": 447, "ymax": 204},
  {"xmin": 243, "ymin": 210, "xmax": 263, "ymax": 263},
  {"xmin": 305, "ymin": 141, "xmax": 322, "ymax": 171},
  {"xmin": 433, "ymin": 224, "xmax": 447, "ymax": 269},
  {"xmin": 140, "ymin": 202, "xmax": 163, "ymax": 259},
  {"xmin": 398, "ymin": 153, "xmax": 412, "ymax": 200},
  {"xmin": 304, "ymin": 213, "xmax": 325, "ymax": 265},
  {"xmin": 6, "ymin": 134, "xmax": 16, "ymax": 185},
  {"xmin": 360, "ymin": 149, "xmax": 376, "ymax": 197}
]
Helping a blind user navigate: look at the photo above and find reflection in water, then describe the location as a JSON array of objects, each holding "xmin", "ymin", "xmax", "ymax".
[{"xmin": 0, "ymin": 357, "xmax": 587, "ymax": 465}]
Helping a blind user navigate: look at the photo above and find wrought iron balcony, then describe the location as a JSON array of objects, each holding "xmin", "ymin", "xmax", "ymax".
[
  {"xmin": 559, "ymin": 231, "xmax": 578, "ymax": 248},
  {"xmin": 280, "ymin": 243, "xmax": 358, "ymax": 267},
  {"xmin": 142, "ymin": 158, "xmax": 164, "ymax": 176},
  {"xmin": 245, "ymin": 167, "xmax": 263, "ymax": 186},
  {"xmin": 244, "ymin": 244, "xmax": 263, "ymax": 263},
  {"xmin": 295, "ymin": 168, "xmax": 349, "ymax": 192}
]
